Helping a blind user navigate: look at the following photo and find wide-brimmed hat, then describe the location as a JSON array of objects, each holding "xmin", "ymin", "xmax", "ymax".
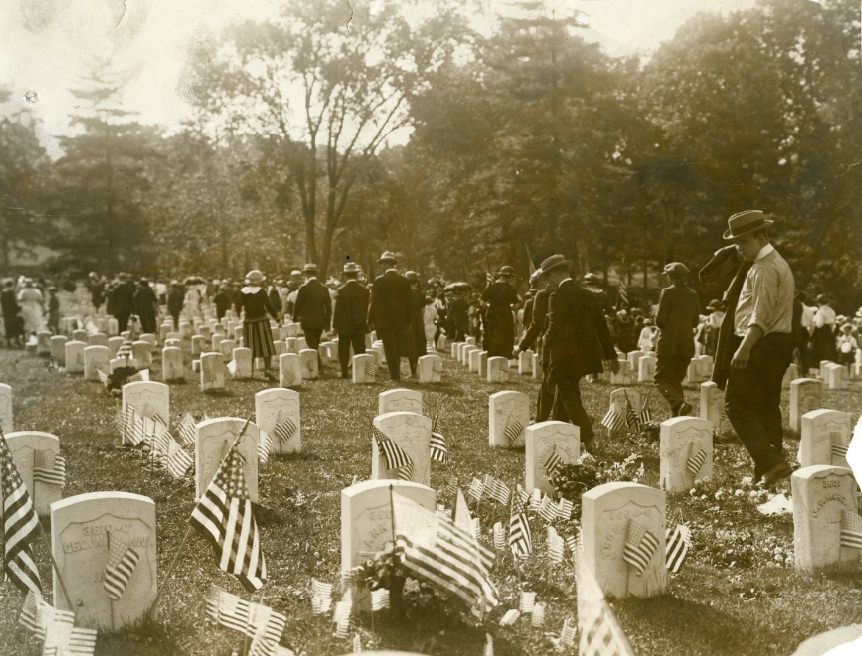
[
  {"xmin": 290, "ymin": 269, "xmax": 302, "ymax": 277},
  {"xmin": 498, "ymin": 265, "xmax": 517, "ymax": 278},
  {"xmin": 343, "ymin": 262, "xmax": 361, "ymax": 274},
  {"xmin": 582, "ymin": 272, "xmax": 600, "ymax": 284},
  {"xmin": 302, "ymin": 263, "xmax": 318, "ymax": 274},
  {"xmin": 706, "ymin": 298, "xmax": 723, "ymax": 311},
  {"xmin": 245, "ymin": 270, "xmax": 265, "ymax": 285},
  {"xmin": 539, "ymin": 254, "xmax": 571, "ymax": 276},
  {"xmin": 405, "ymin": 270, "xmax": 420, "ymax": 283},
  {"xmin": 723, "ymin": 210, "xmax": 773, "ymax": 240},
  {"xmin": 378, "ymin": 250, "xmax": 397, "ymax": 264}
]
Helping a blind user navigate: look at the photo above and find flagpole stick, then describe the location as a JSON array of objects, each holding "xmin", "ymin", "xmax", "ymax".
[
  {"xmin": 107, "ymin": 528, "xmax": 115, "ymax": 633},
  {"xmin": 35, "ymin": 517, "xmax": 75, "ymax": 615},
  {"xmin": 387, "ymin": 483, "xmax": 398, "ymax": 618},
  {"xmin": 147, "ymin": 414, "xmax": 254, "ymax": 620}
]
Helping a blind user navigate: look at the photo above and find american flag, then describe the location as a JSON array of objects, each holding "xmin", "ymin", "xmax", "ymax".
[
  {"xmin": 548, "ymin": 532, "xmax": 565, "ymax": 563},
  {"xmin": 531, "ymin": 602, "xmax": 546, "ymax": 627},
  {"xmin": 280, "ymin": 368, "xmax": 298, "ymax": 387},
  {"xmin": 1, "ymin": 433, "xmax": 41, "ymax": 594},
  {"xmin": 639, "ymin": 403, "xmax": 653, "ymax": 426},
  {"xmin": 467, "ymin": 477, "xmax": 484, "ymax": 503},
  {"xmin": 617, "ymin": 277, "xmax": 629, "ymax": 307},
  {"xmin": 443, "ymin": 476, "xmax": 458, "ymax": 497},
  {"xmin": 686, "ymin": 446, "xmax": 707, "ymax": 478},
  {"xmin": 576, "ymin": 551, "xmax": 635, "ymax": 656},
  {"xmin": 178, "ymin": 413, "xmax": 197, "ymax": 446},
  {"xmin": 165, "ymin": 439, "xmax": 194, "ymax": 479},
  {"xmin": 600, "ymin": 407, "xmax": 626, "ymax": 432},
  {"xmin": 840, "ymin": 511, "xmax": 862, "ymax": 550},
  {"xmin": 538, "ymin": 495, "xmax": 558, "ymax": 523},
  {"xmin": 430, "ymin": 431, "xmax": 449, "ymax": 464},
  {"xmin": 394, "ymin": 494, "xmax": 498, "ymax": 610},
  {"xmin": 371, "ymin": 587, "xmax": 390, "ymax": 611},
  {"xmin": 372, "ymin": 424, "xmax": 414, "ymax": 481},
  {"xmin": 665, "ymin": 524, "xmax": 691, "ymax": 574},
  {"xmin": 556, "ymin": 498, "xmax": 574, "ymax": 521},
  {"xmin": 18, "ymin": 589, "xmax": 74, "ymax": 638},
  {"xmin": 509, "ymin": 509, "xmax": 532, "ymax": 558},
  {"xmin": 486, "ymin": 478, "xmax": 510, "ymax": 505},
  {"xmin": 560, "ymin": 616, "xmax": 577, "ymax": 647},
  {"xmin": 625, "ymin": 395, "xmax": 639, "ymax": 430},
  {"xmin": 544, "ymin": 449, "xmax": 564, "ymax": 479},
  {"xmin": 258, "ymin": 432, "xmax": 273, "ymax": 465},
  {"xmin": 33, "ymin": 449, "xmax": 66, "ymax": 487},
  {"xmin": 206, "ymin": 585, "xmax": 285, "ymax": 644},
  {"xmin": 493, "ymin": 522, "xmax": 506, "ymax": 550},
  {"xmin": 514, "ymin": 484, "xmax": 530, "ymax": 513},
  {"xmin": 273, "ymin": 418, "xmax": 297, "ymax": 445},
  {"xmin": 103, "ymin": 536, "xmax": 140, "ymax": 601},
  {"xmin": 190, "ymin": 446, "xmax": 267, "ymax": 591},
  {"xmin": 519, "ymin": 590, "xmax": 536, "ymax": 613},
  {"xmin": 42, "ymin": 617, "xmax": 98, "ymax": 656},
  {"xmin": 622, "ymin": 520, "xmax": 660, "ymax": 576},
  {"xmin": 831, "ymin": 441, "xmax": 849, "ymax": 459},
  {"xmin": 504, "ymin": 419, "xmax": 523, "ymax": 445},
  {"xmin": 332, "ymin": 595, "xmax": 352, "ymax": 638},
  {"xmin": 364, "ymin": 361, "xmax": 377, "ymax": 379}
]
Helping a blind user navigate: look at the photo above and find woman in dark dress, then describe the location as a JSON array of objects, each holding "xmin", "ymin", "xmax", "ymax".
[{"xmin": 241, "ymin": 270, "xmax": 278, "ymax": 379}]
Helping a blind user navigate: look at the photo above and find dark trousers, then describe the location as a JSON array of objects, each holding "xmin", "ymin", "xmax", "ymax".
[
  {"xmin": 551, "ymin": 376, "xmax": 593, "ymax": 448},
  {"xmin": 302, "ymin": 324, "xmax": 324, "ymax": 350},
  {"xmin": 725, "ymin": 333, "xmax": 792, "ymax": 479},
  {"xmin": 338, "ymin": 333, "xmax": 365, "ymax": 378},
  {"xmin": 377, "ymin": 328, "xmax": 403, "ymax": 381},
  {"xmin": 117, "ymin": 312, "xmax": 130, "ymax": 333},
  {"xmin": 537, "ymin": 376, "xmax": 560, "ymax": 422},
  {"xmin": 170, "ymin": 311, "xmax": 180, "ymax": 330},
  {"xmin": 655, "ymin": 355, "xmax": 689, "ymax": 413}
]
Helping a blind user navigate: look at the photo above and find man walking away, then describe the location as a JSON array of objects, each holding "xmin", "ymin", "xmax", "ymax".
[
  {"xmin": 333, "ymin": 262, "xmax": 369, "ymax": 379},
  {"xmin": 367, "ymin": 251, "xmax": 412, "ymax": 381},
  {"xmin": 292, "ymin": 263, "xmax": 332, "ymax": 353}
]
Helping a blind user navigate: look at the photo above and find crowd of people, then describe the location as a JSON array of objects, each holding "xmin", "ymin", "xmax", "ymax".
[{"xmin": 2, "ymin": 212, "xmax": 861, "ymax": 485}]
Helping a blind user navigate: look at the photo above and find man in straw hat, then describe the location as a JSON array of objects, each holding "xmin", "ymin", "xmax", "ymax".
[
  {"xmin": 333, "ymin": 261, "xmax": 370, "ymax": 379},
  {"xmin": 481, "ymin": 265, "xmax": 520, "ymax": 358},
  {"xmin": 368, "ymin": 251, "xmax": 412, "ymax": 380},
  {"xmin": 711, "ymin": 210, "xmax": 794, "ymax": 486},
  {"xmin": 539, "ymin": 254, "xmax": 618, "ymax": 451}
]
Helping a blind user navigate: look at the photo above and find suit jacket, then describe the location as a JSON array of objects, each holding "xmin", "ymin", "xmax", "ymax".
[
  {"xmin": 655, "ymin": 285, "xmax": 700, "ymax": 359},
  {"xmin": 333, "ymin": 279, "xmax": 369, "ymax": 335},
  {"xmin": 518, "ymin": 287, "xmax": 550, "ymax": 352},
  {"xmin": 368, "ymin": 270, "xmax": 412, "ymax": 332},
  {"xmin": 544, "ymin": 279, "xmax": 615, "ymax": 380},
  {"xmin": 110, "ymin": 282, "xmax": 134, "ymax": 316},
  {"xmin": 293, "ymin": 279, "xmax": 332, "ymax": 329}
]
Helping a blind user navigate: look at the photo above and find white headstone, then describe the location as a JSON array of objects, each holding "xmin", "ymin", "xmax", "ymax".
[
  {"xmin": 582, "ymin": 482, "xmax": 666, "ymax": 599},
  {"xmin": 139, "ymin": 333, "xmax": 156, "ymax": 350},
  {"xmin": 531, "ymin": 352, "xmax": 542, "ymax": 380},
  {"xmin": 64, "ymin": 340, "xmax": 86, "ymax": 374},
  {"xmin": 608, "ymin": 360, "xmax": 633, "ymax": 386},
  {"xmin": 200, "ymin": 352, "xmax": 226, "ymax": 391},
  {"xmin": 0, "ymin": 383, "xmax": 11, "ymax": 433},
  {"xmin": 50, "ymin": 335, "xmax": 68, "ymax": 365},
  {"xmin": 299, "ymin": 348, "xmax": 319, "ymax": 380},
  {"xmin": 51, "ymin": 492, "xmax": 157, "ymax": 631},
  {"xmin": 352, "ymin": 353, "xmax": 377, "ymax": 384},
  {"xmin": 83, "ymin": 345, "xmax": 110, "ymax": 382},
  {"xmin": 87, "ymin": 333, "xmax": 109, "ymax": 348},
  {"xmin": 108, "ymin": 336, "xmax": 124, "ymax": 357},
  {"xmin": 518, "ymin": 350, "xmax": 534, "ymax": 376},
  {"xmin": 790, "ymin": 379, "xmax": 823, "ymax": 433},
  {"xmin": 211, "ymin": 333, "xmax": 225, "ymax": 351},
  {"xmin": 524, "ymin": 421, "xmax": 580, "ymax": 495},
  {"xmin": 285, "ymin": 337, "xmax": 299, "ymax": 353},
  {"xmin": 699, "ymin": 381, "xmax": 722, "ymax": 435},
  {"xmin": 378, "ymin": 389, "xmax": 423, "ymax": 416},
  {"xmin": 195, "ymin": 417, "xmax": 259, "ymax": 501},
  {"xmin": 178, "ymin": 320, "xmax": 192, "ymax": 338},
  {"xmin": 695, "ymin": 355, "xmax": 714, "ymax": 378},
  {"xmin": 4, "ymin": 431, "xmax": 62, "ymax": 516},
  {"xmin": 122, "ymin": 381, "xmax": 170, "ymax": 426},
  {"xmin": 627, "ymin": 350, "xmax": 643, "ymax": 371},
  {"xmin": 232, "ymin": 347, "xmax": 253, "ymax": 379},
  {"xmin": 279, "ymin": 353, "xmax": 303, "ymax": 388},
  {"xmin": 164, "ymin": 338, "xmax": 182, "ymax": 349},
  {"xmin": 131, "ymin": 341, "xmax": 152, "ymax": 369},
  {"xmin": 478, "ymin": 351, "xmax": 489, "ymax": 378},
  {"xmin": 468, "ymin": 348, "xmax": 483, "ymax": 373},
  {"xmin": 488, "ymin": 390, "xmax": 530, "ymax": 447},
  {"xmin": 162, "ymin": 347, "xmax": 184, "ymax": 381},
  {"xmin": 341, "ymin": 480, "xmax": 436, "ymax": 611},
  {"xmin": 36, "ymin": 330, "xmax": 52, "ymax": 355},
  {"xmin": 450, "ymin": 342, "xmax": 461, "ymax": 359},
  {"xmin": 255, "ymin": 388, "xmax": 301, "ymax": 454},
  {"xmin": 417, "ymin": 354, "xmax": 442, "ymax": 383},
  {"xmin": 791, "ymin": 465, "xmax": 860, "ymax": 572},
  {"xmin": 637, "ymin": 354, "xmax": 656, "ymax": 383},
  {"xmin": 782, "ymin": 363, "xmax": 799, "ymax": 388},
  {"xmin": 107, "ymin": 317, "xmax": 119, "ymax": 335},
  {"xmin": 371, "ymin": 412, "xmax": 432, "ymax": 486},
  {"xmin": 608, "ymin": 388, "xmax": 640, "ymax": 439},
  {"xmin": 72, "ymin": 329, "xmax": 88, "ymax": 343},
  {"xmin": 487, "ymin": 356, "xmax": 509, "ymax": 383},
  {"xmin": 659, "ymin": 417, "xmax": 714, "ymax": 491},
  {"xmin": 824, "ymin": 363, "xmax": 848, "ymax": 391},
  {"xmin": 800, "ymin": 409, "xmax": 853, "ymax": 468},
  {"xmin": 218, "ymin": 338, "xmax": 235, "ymax": 363}
]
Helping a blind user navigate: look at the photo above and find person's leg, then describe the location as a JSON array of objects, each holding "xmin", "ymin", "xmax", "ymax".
[
  {"xmin": 754, "ymin": 335, "xmax": 792, "ymax": 453},
  {"xmin": 352, "ymin": 333, "xmax": 365, "ymax": 355},
  {"xmin": 552, "ymin": 376, "xmax": 593, "ymax": 449},
  {"xmin": 337, "ymin": 333, "xmax": 351, "ymax": 378},
  {"xmin": 379, "ymin": 330, "xmax": 401, "ymax": 380},
  {"xmin": 537, "ymin": 376, "xmax": 560, "ymax": 422},
  {"xmin": 655, "ymin": 355, "xmax": 686, "ymax": 415}
]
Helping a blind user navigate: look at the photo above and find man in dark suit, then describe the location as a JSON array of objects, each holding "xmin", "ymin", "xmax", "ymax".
[
  {"xmin": 110, "ymin": 274, "xmax": 135, "ymax": 332},
  {"xmin": 333, "ymin": 262, "xmax": 370, "ymax": 378},
  {"xmin": 367, "ymin": 251, "xmax": 412, "ymax": 381},
  {"xmin": 481, "ymin": 265, "xmax": 520, "ymax": 357},
  {"xmin": 292, "ymin": 263, "xmax": 332, "ymax": 354},
  {"xmin": 132, "ymin": 279, "xmax": 158, "ymax": 334},
  {"xmin": 406, "ymin": 271, "xmax": 425, "ymax": 374},
  {"xmin": 654, "ymin": 262, "xmax": 701, "ymax": 417},
  {"xmin": 540, "ymin": 254, "xmax": 618, "ymax": 451}
]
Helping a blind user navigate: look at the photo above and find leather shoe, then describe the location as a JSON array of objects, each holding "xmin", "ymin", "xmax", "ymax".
[{"xmin": 761, "ymin": 461, "xmax": 792, "ymax": 487}]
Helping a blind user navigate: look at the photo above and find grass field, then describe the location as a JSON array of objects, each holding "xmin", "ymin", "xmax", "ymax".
[{"xmin": 0, "ymin": 341, "xmax": 860, "ymax": 656}]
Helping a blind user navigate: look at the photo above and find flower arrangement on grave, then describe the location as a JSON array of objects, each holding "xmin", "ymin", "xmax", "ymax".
[
  {"xmin": 349, "ymin": 542, "xmax": 408, "ymax": 614},
  {"xmin": 549, "ymin": 453, "xmax": 647, "ymax": 512}
]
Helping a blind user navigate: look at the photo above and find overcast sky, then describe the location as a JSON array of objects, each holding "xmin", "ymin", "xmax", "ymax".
[{"xmin": 0, "ymin": 0, "xmax": 758, "ymax": 156}]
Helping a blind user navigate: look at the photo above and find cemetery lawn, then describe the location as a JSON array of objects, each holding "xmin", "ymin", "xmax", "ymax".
[{"xmin": 1, "ymin": 348, "xmax": 861, "ymax": 656}]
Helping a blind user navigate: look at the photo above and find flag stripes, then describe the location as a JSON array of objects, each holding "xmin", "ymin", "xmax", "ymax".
[
  {"xmin": 504, "ymin": 420, "xmax": 523, "ymax": 445},
  {"xmin": 544, "ymin": 450, "xmax": 563, "ymax": 479},
  {"xmin": 104, "ymin": 539, "xmax": 140, "ymax": 601},
  {"xmin": 273, "ymin": 418, "xmax": 297, "ymax": 445},
  {"xmin": 509, "ymin": 510, "xmax": 532, "ymax": 558},
  {"xmin": 831, "ymin": 442, "xmax": 849, "ymax": 458},
  {"xmin": 190, "ymin": 447, "xmax": 267, "ymax": 591},
  {"xmin": 33, "ymin": 450, "xmax": 66, "ymax": 487},
  {"xmin": 431, "ymin": 431, "xmax": 449, "ymax": 464},
  {"xmin": 1, "ymin": 433, "xmax": 42, "ymax": 594},
  {"xmin": 686, "ymin": 446, "xmax": 707, "ymax": 478},
  {"xmin": 372, "ymin": 424, "xmax": 414, "ymax": 481},
  {"xmin": 166, "ymin": 439, "xmax": 194, "ymax": 478},
  {"xmin": 622, "ymin": 520, "xmax": 660, "ymax": 576},
  {"xmin": 840, "ymin": 511, "xmax": 862, "ymax": 550},
  {"xmin": 665, "ymin": 524, "xmax": 691, "ymax": 574}
]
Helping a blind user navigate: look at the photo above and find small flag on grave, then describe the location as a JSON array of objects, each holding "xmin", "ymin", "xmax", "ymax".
[
  {"xmin": 166, "ymin": 439, "xmax": 194, "ymax": 479},
  {"xmin": 686, "ymin": 445, "xmax": 707, "ymax": 478},
  {"xmin": 178, "ymin": 413, "xmax": 197, "ymax": 446},
  {"xmin": 486, "ymin": 477, "xmax": 510, "ymax": 505},
  {"xmin": 32, "ymin": 450, "xmax": 66, "ymax": 487},
  {"xmin": 577, "ymin": 555, "xmax": 635, "ymax": 656},
  {"xmin": 509, "ymin": 508, "xmax": 532, "ymax": 558},
  {"xmin": 600, "ymin": 406, "xmax": 626, "ymax": 432},
  {"xmin": 493, "ymin": 522, "xmax": 506, "ymax": 550},
  {"xmin": 190, "ymin": 445, "xmax": 267, "ymax": 591},
  {"xmin": 538, "ymin": 495, "xmax": 558, "ymax": 523},
  {"xmin": 831, "ymin": 441, "xmax": 849, "ymax": 459},
  {"xmin": 103, "ymin": 536, "xmax": 140, "ymax": 601},
  {"xmin": 544, "ymin": 449, "xmax": 563, "ymax": 479},
  {"xmin": 565, "ymin": 532, "xmax": 581, "ymax": 557},
  {"xmin": 622, "ymin": 519, "xmax": 660, "ymax": 576},
  {"xmin": 529, "ymin": 488, "xmax": 543, "ymax": 512},
  {"xmin": 504, "ymin": 419, "xmax": 523, "ymax": 445},
  {"xmin": 371, "ymin": 587, "xmax": 390, "ymax": 611},
  {"xmin": 333, "ymin": 595, "xmax": 352, "ymax": 637},
  {"xmin": 471, "ymin": 516, "xmax": 481, "ymax": 540},
  {"xmin": 43, "ymin": 616, "xmax": 98, "ymax": 656},
  {"xmin": 372, "ymin": 424, "xmax": 414, "ymax": 481},
  {"xmin": 639, "ymin": 402, "xmax": 653, "ymax": 426},
  {"xmin": 559, "ymin": 617, "xmax": 577, "ymax": 648},
  {"xmin": 443, "ymin": 476, "xmax": 458, "ymax": 497},
  {"xmin": 273, "ymin": 417, "xmax": 296, "ymax": 445},
  {"xmin": 839, "ymin": 511, "xmax": 862, "ymax": 549},
  {"xmin": 556, "ymin": 497, "xmax": 574, "ymax": 521},
  {"xmin": 19, "ymin": 589, "xmax": 74, "ymax": 638},
  {"xmin": 514, "ymin": 484, "xmax": 530, "ymax": 512},
  {"xmin": 363, "ymin": 361, "xmax": 377, "ymax": 379},
  {"xmin": 1, "ymin": 432, "xmax": 42, "ymax": 594},
  {"xmin": 311, "ymin": 579, "xmax": 333, "ymax": 614},
  {"xmin": 625, "ymin": 395, "xmax": 639, "ymax": 431},
  {"xmin": 531, "ymin": 602, "xmax": 546, "ymax": 627},
  {"xmin": 548, "ymin": 532, "xmax": 565, "ymax": 564},
  {"xmin": 258, "ymin": 432, "xmax": 273, "ymax": 465},
  {"xmin": 206, "ymin": 586, "xmax": 286, "ymax": 644},
  {"xmin": 665, "ymin": 523, "xmax": 691, "ymax": 574},
  {"xmin": 467, "ymin": 477, "xmax": 484, "ymax": 504},
  {"xmin": 430, "ymin": 431, "xmax": 449, "ymax": 464},
  {"xmin": 518, "ymin": 591, "xmax": 536, "ymax": 614}
]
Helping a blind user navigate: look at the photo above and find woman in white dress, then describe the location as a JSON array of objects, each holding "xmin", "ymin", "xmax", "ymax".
[{"xmin": 17, "ymin": 279, "xmax": 44, "ymax": 335}]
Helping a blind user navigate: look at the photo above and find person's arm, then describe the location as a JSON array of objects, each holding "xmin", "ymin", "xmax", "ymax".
[
  {"xmin": 731, "ymin": 266, "xmax": 778, "ymax": 368},
  {"xmin": 655, "ymin": 289, "xmax": 669, "ymax": 330}
]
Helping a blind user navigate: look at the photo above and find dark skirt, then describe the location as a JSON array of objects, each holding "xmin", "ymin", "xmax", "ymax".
[{"xmin": 244, "ymin": 318, "xmax": 276, "ymax": 360}]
